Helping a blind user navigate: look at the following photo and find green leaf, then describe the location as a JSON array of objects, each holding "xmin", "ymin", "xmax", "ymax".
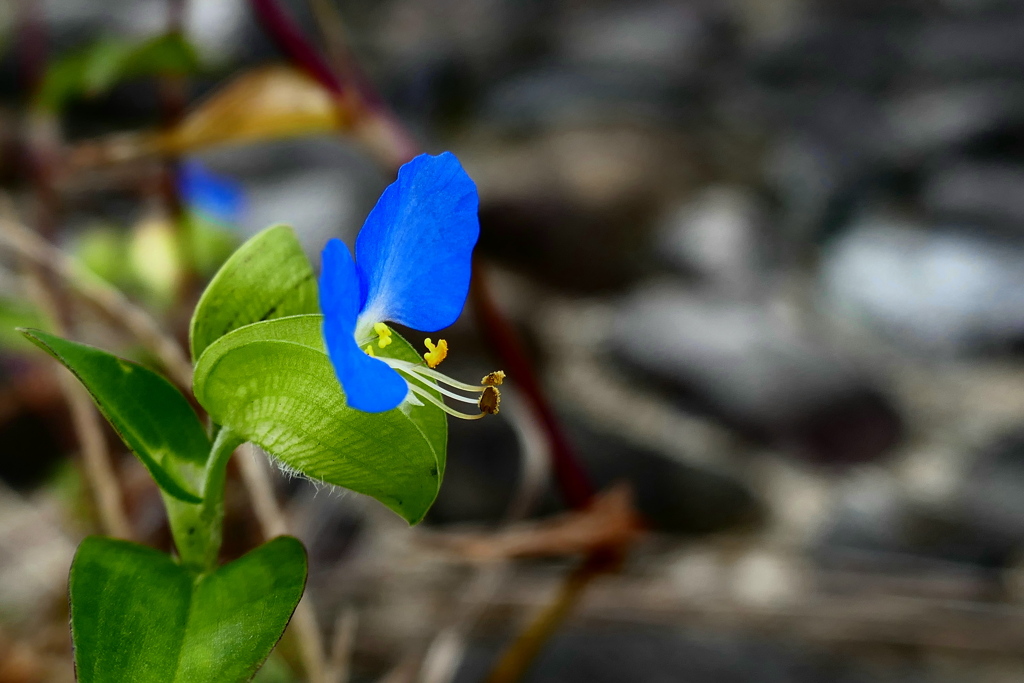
[
  {"xmin": 193, "ymin": 315, "xmax": 446, "ymax": 524},
  {"xmin": 123, "ymin": 33, "xmax": 200, "ymax": 79},
  {"xmin": 36, "ymin": 34, "xmax": 200, "ymax": 112},
  {"xmin": 190, "ymin": 225, "xmax": 319, "ymax": 362},
  {"xmin": 70, "ymin": 535, "xmax": 307, "ymax": 683},
  {"xmin": 70, "ymin": 538, "xmax": 190, "ymax": 680},
  {"xmin": 20, "ymin": 329, "xmax": 207, "ymax": 503},
  {"xmin": 79, "ymin": 39, "xmax": 134, "ymax": 95}
]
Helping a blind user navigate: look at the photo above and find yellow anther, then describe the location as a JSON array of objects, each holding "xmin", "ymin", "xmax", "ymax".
[
  {"xmin": 423, "ymin": 338, "xmax": 448, "ymax": 368},
  {"xmin": 364, "ymin": 345, "xmax": 376, "ymax": 357},
  {"xmin": 482, "ymin": 370, "xmax": 506, "ymax": 386},
  {"xmin": 374, "ymin": 322, "xmax": 393, "ymax": 348}
]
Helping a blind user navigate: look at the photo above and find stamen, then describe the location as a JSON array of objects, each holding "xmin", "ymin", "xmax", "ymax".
[
  {"xmin": 423, "ymin": 338, "xmax": 448, "ymax": 368},
  {"xmin": 407, "ymin": 383, "xmax": 485, "ymax": 420},
  {"xmin": 479, "ymin": 386, "xmax": 501, "ymax": 415},
  {"xmin": 364, "ymin": 345, "xmax": 375, "ymax": 357},
  {"xmin": 384, "ymin": 359, "xmax": 488, "ymax": 393},
  {"xmin": 400, "ymin": 364, "xmax": 484, "ymax": 394},
  {"xmin": 365, "ymin": 344, "xmax": 505, "ymax": 419},
  {"xmin": 397, "ymin": 368, "xmax": 481, "ymax": 405},
  {"xmin": 374, "ymin": 322, "xmax": 393, "ymax": 348}
]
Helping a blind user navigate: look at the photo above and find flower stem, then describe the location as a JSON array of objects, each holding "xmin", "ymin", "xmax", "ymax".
[{"xmin": 163, "ymin": 425, "xmax": 243, "ymax": 572}]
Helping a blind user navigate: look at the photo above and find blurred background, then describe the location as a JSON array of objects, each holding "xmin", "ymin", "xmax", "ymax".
[{"xmin": 3, "ymin": 0, "xmax": 1024, "ymax": 681}]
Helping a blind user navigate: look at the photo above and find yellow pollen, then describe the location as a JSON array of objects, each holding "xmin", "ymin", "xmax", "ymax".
[
  {"xmin": 482, "ymin": 371, "xmax": 506, "ymax": 386},
  {"xmin": 423, "ymin": 338, "xmax": 448, "ymax": 368},
  {"xmin": 374, "ymin": 322, "xmax": 393, "ymax": 348},
  {"xmin": 364, "ymin": 345, "xmax": 375, "ymax": 357}
]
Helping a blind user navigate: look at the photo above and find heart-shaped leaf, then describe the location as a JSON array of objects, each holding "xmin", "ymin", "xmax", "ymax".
[
  {"xmin": 20, "ymin": 329, "xmax": 206, "ymax": 503},
  {"xmin": 190, "ymin": 224, "xmax": 319, "ymax": 361},
  {"xmin": 70, "ymin": 535, "xmax": 307, "ymax": 683},
  {"xmin": 193, "ymin": 314, "xmax": 446, "ymax": 524}
]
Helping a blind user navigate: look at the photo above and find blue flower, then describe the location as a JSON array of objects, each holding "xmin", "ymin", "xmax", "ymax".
[
  {"xmin": 319, "ymin": 152, "xmax": 502, "ymax": 414},
  {"xmin": 178, "ymin": 160, "xmax": 246, "ymax": 226}
]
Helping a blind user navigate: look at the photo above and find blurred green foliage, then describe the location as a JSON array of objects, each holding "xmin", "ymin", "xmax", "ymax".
[{"xmin": 36, "ymin": 33, "xmax": 200, "ymax": 112}]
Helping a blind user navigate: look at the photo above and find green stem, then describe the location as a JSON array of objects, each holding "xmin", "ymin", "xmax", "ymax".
[{"xmin": 163, "ymin": 426, "xmax": 244, "ymax": 572}]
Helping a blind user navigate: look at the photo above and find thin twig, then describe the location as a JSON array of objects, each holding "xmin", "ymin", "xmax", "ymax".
[
  {"xmin": 377, "ymin": 651, "xmax": 421, "ymax": 683},
  {"xmin": 1, "ymin": 204, "xmax": 132, "ymax": 539},
  {"xmin": 415, "ymin": 390, "xmax": 549, "ymax": 683},
  {"xmin": 238, "ymin": 446, "xmax": 327, "ymax": 683},
  {"xmin": 0, "ymin": 209, "xmax": 194, "ymax": 387},
  {"xmin": 417, "ymin": 564, "xmax": 511, "ymax": 683},
  {"xmin": 325, "ymin": 606, "xmax": 359, "ymax": 683},
  {"xmin": 486, "ymin": 568, "xmax": 1024, "ymax": 655},
  {"xmin": 12, "ymin": 0, "xmax": 131, "ymax": 539},
  {"xmin": 483, "ymin": 553, "xmax": 619, "ymax": 683}
]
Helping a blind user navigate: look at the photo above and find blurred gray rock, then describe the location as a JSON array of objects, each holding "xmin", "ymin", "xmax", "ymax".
[
  {"xmin": 373, "ymin": 0, "xmax": 548, "ymax": 78},
  {"xmin": 763, "ymin": 90, "xmax": 892, "ymax": 243},
  {"xmin": 429, "ymin": 413, "xmax": 761, "ymax": 535},
  {"xmin": 818, "ymin": 431, "xmax": 1024, "ymax": 572},
  {"xmin": 909, "ymin": 15, "xmax": 1024, "ymax": 78},
  {"xmin": 763, "ymin": 133, "xmax": 848, "ymax": 244},
  {"xmin": 556, "ymin": 0, "xmax": 728, "ymax": 77},
  {"xmin": 751, "ymin": 18, "xmax": 907, "ymax": 91},
  {"xmin": 480, "ymin": 65, "xmax": 697, "ymax": 131},
  {"xmin": 469, "ymin": 123, "xmax": 694, "ymax": 291},
  {"xmin": 656, "ymin": 186, "xmax": 770, "ymax": 293},
  {"xmin": 815, "ymin": 477, "xmax": 1011, "ymax": 573},
  {"xmin": 958, "ymin": 431, "xmax": 1024, "ymax": 553},
  {"xmin": 885, "ymin": 82, "xmax": 1024, "ymax": 159},
  {"xmin": 610, "ymin": 285, "xmax": 901, "ymax": 463},
  {"xmin": 922, "ymin": 161, "xmax": 1024, "ymax": 227},
  {"xmin": 937, "ymin": 0, "xmax": 1024, "ymax": 13},
  {"xmin": 821, "ymin": 217, "xmax": 1024, "ymax": 353}
]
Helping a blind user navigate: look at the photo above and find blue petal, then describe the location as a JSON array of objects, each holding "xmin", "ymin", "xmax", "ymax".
[
  {"xmin": 355, "ymin": 152, "xmax": 480, "ymax": 332},
  {"xmin": 319, "ymin": 239, "xmax": 408, "ymax": 413},
  {"xmin": 178, "ymin": 160, "xmax": 246, "ymax": 225}
]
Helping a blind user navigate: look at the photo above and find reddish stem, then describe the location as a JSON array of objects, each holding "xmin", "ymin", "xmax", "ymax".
[
  {"xmin": 247, "ymin": 0, "xmax": 420, "ymax": 166},
  {"xmin": 470, "ymin": 265, "xmax": 594, "ymax": 509},
  {"xmin": 15, "ymin": 0, "xmax": 47, "ymax": 97},
  {"xmin": 249, "ymin": 0, "xmax": 345, "ymax": 95}
]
